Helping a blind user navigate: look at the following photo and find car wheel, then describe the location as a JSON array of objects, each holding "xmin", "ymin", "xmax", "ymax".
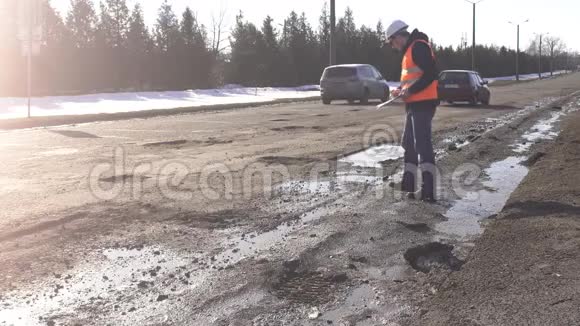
[
  {"xmin": 360, "ymin": 89, "xmax": 370, "ymax": 105},
  {"xmin": 381, "ymin": 89, "xmax": 390, "ymax": 102},
  {"xmin": 322, "ymin": 98, "xmax": 331, "ymax": 105},
  {"xmin": 482, "ymin": 96, "xmax": 490, "ymax": 106},
  {"xmin": 470, "ymin": 95, "xmax": 478, "ymax": 106}
]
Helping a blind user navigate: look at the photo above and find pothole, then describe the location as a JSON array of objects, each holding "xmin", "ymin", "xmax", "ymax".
[
  {"xmin": 335, "ymin": 144, "xmax": 404, "ymax": 185},
  {"xmin": 338, "ymin": 144, "xmax": 404, "ymax": 169},
  {"xmin": 396, "ymin": 221, "xmax": 431, "ymax": 233},
  {"xmin": 512, "ymin": 112, "xmax": 563, "ymax": 153},
  {"xmin": 214, "ymin": 206, "xmax": 332, "ymax": 268},
  {"xmin": 272, "ymin": 272, "xmax": 349, "ymax": 304},
  {"xmin": 403, "ymin": 242, "xmax": 464, "ymax": 273},
  {"xmin": 436, "ymin": 156, "xmax": 529, "ymax": 238},
  {"xmin": 142, "ymin": 139, "xmax": 188, "ymax": 147},
  {"xmin": 98, "ymin": 174, "xmax": 150, "ymax": 183}
]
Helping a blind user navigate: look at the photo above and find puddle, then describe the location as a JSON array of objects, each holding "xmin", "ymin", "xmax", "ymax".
[
  {"xmin": 338, "ymin": 144, "xmax": 404, "ymax": 168},
  {"xmin": 435, "ymin": 156, "xmax": 529, "ymax": 238},
  {"xmin": 274, "ymin": 144, "xmax": 403, "ymax": 195},
  {"xmin": 333, "ymin": 144, "xmax": 403, "ymax": 185},
  {"xmin": 321, "ymin": 284, "xmax": 410, "ymax": 325},
  {"xmin": 512, "ymin": 112, "xmax": 563, "ymax": 153},
  {"xmin": 276, "ymin": 180, "xmax": 338, "ymax": 195},
  {"xmin": 0, "ymin": 246, "xmax": 188, "ymax": 326},
  {"xmin": 215, "ymin": 207, "xmax": 332, "ymax": 267},
  {"xmin": 335, "ymin": 173, "xmax": 382, "ymax": 184}
]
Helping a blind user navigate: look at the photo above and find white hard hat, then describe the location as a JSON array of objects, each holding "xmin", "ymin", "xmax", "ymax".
[{"xmin": 386, "ymin": 20, "xmax": 409, "ymax": 40}]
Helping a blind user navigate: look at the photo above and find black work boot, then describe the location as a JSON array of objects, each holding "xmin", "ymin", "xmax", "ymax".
[
  {"xmin": 420, "ymin": 171, "xmax": 437, "ymax": 203},
  {"xmin": 400, "ymin": 170, "xmax": 416, "ymax": 193}
]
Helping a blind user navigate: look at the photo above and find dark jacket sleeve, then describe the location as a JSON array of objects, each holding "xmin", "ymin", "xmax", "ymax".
[{"xmin": 408, "ymin": 42, "xmax": 438, "ymax": 94}]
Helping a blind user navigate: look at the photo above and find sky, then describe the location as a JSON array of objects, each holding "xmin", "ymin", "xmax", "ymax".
[{"xmin": 49, "ymin": 0, "xmax": 580, "ymax": 52}]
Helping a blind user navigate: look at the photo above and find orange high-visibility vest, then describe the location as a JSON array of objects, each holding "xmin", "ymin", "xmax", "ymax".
[{"xmin": 400, "ymin": 39, "xmax": 438, "ymax": 103}]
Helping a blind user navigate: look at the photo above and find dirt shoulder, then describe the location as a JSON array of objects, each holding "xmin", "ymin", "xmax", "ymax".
[{"xmin": 410, "ymin": 110, "xmax": 580, "ymax": 326}]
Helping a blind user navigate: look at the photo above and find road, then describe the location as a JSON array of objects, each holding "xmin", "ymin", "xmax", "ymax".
[{"xmin": 0, "ymin": 73, "xmax": 579, "ymax": 325}]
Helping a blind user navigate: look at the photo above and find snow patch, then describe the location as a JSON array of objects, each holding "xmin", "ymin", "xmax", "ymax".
[{"xmin": 0, "ymin": 86, "xmax": 321, "ymax": 120}]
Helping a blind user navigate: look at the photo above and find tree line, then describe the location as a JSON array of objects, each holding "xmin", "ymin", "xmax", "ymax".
[{"xmin": 0, "ymin": 0, "xmax": 577, "ymax": 97}]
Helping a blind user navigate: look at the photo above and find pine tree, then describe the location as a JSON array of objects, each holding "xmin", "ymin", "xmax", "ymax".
[
  {"xmin": 66, "ymin": 0, "xmax": 99, "ymax": 92},
  {"xmin": 39, "ymin": 0, "xmax": 70, "ymax": 94},
  {"xmin": 154, "ymin": 1, "xmax": 180, "ymax": 52},
  {"xmin": 153, "ymin": 1, "xmax": 182, "ymax": 89},
  {"xmin": 127, "ymin": 3, "xmax": 152, "ymax": 89},
  {"xmin": 336, "ymin": 7, "xmax": 358, "ymax": 64},
  {"xmin": 228, "ymin": 11, "xmax": 264, "ymax": 86},
  {"xmin": 260, "ymin": 16, "xmax": 281, "ymax": 86},
  {"xmin": 318, "ymin": 3, "xmax": 330, "ymax": 68},
  {"xmin": 98, "ymin": 0, "xmax": 130, "ymax": 48},
  {"xmin": 66, "ymin": 0, "xmax": 98, "ymax": 49},
  {"xmin": 97, "ymin": 0, "xmax": 130, "ymax": 90},
  {"xmin": 180, "ymin": 7, "xmax": 210, "ymax": 88}
]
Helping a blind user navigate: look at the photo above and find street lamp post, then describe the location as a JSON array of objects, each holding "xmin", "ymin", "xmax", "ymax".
[
  {"xmin": 534, "ymin": 32, "xmax": 548, "ymax": 79},
  {"xmin": 509, "ymin": 19, "xmax": 529, "ymax": 81},
  {"xmin": 464, "ymin": 0, "xmax": 486, "ymax": 71},
  {"xmin": 330, "ymin": 0, "xmax": 336, "ymax": 66},
  {"xmin": 539, "ymin": 33, "xmax": 542, "ymax": 79},
  {"xmin": 565, "ymin": 49, "xmax": 570, "ymax": 73}
]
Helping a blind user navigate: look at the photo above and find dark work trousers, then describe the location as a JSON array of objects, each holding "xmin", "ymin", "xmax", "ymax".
[{"xmin": 401, "ymin": 101, "xmax": 437, "ymax": 199}]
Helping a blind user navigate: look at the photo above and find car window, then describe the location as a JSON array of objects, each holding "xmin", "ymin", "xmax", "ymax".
[
  {"xmin": 470, "ymin": 73, "xmax": 481, "ymax": 86},
  {"xmin": 372, "ymin": 67, "xmax": 383, "ymax": 79},
  {"xmin": 440, "ymin": 72, "xmax": 470, "ymax": 83},
  {"xmin": 476, "ymin": 74, "xmax": 484, "ymax": 84},
  {"xmin": 323, "ymin": 67, "xmax": 357, "ymax": 79},
  {"xmin": 359, "ymin": 67, "xmax": 374, "ymax": 79}
]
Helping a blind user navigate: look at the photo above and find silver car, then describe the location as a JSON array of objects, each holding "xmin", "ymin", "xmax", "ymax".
[{"xmin": 320, "ymin": 64, "xmax": 390, "ymax": 105}]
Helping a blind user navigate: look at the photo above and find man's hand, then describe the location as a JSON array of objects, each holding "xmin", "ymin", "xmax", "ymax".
[{"xmin": 391, "ymin": 88, "xmax": 410, "ymax": 99}]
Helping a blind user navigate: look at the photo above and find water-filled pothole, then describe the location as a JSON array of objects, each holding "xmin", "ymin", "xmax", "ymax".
[
  {"xmin": 403, "ymin": 242, "xmax": 464, "ymax": 273},
  {"xmin": 436, "ymin": 156, "xmax": 529, "ymax": 238},
  {"xmin": 512, "ymin": 112, "xmax": 563, "ymax": 153},
  {"xmin": 214, "ymin": 206, "xmax": 332, "ymax": 267},
  {"xmin": 335, "ymin": 144, "xmax": 404, "ymax": 185},
  {"xmin": 272, "ymin": 271, "xmax": 348, "ymax": 304},
  {"xmin": 338, "ymin": 144, "xmax": 404, "ymax": 169}
]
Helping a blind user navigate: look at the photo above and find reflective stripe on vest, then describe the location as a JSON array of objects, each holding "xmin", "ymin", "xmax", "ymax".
[
  {"xmin": 400, "ymin": 39, "xmax": 439, "ymax": 103},
  {"xmin": 401, "ymin": 67, "xmax": 423, "ymax": 75}
]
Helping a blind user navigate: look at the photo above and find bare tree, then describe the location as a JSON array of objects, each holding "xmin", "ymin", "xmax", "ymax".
[
  {"xmin": 526, "ymin": 35, "xmax": 540, "ymax": 56},
  {"xmin": 210, "ymin": 2, "xmax": 229, "ymax": 55},
  {"xmin": 543, "ymin": 36, "xmax": 565, "ymax": 76}
]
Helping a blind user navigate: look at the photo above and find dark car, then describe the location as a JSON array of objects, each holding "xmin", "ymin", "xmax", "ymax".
[
  {"xmin": 438, "ymin": 70, "xmax": 491, "ymax": 105},
  {"xmin": 320, "ymin": 64, "xmax": 390, "ymax": 105}
]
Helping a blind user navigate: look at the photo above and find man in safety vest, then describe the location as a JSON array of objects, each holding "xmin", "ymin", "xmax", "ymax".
[{"xmin": 386, "ymin": 20, "xmax": 438, "ymax": 202}]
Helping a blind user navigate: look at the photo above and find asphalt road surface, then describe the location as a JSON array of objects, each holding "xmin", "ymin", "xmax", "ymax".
[{"xmin": 0, "ymin": 73, "xmax": 579, "ymax": 325}]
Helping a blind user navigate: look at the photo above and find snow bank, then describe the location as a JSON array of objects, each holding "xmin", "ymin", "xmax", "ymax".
[
  {"xmin": 0, "ymin": 86, "xmax": 321, "ymax": 120},
  {"xmin": 487, "ymin": 70, "xmax": 568, "ymax": 83}
]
